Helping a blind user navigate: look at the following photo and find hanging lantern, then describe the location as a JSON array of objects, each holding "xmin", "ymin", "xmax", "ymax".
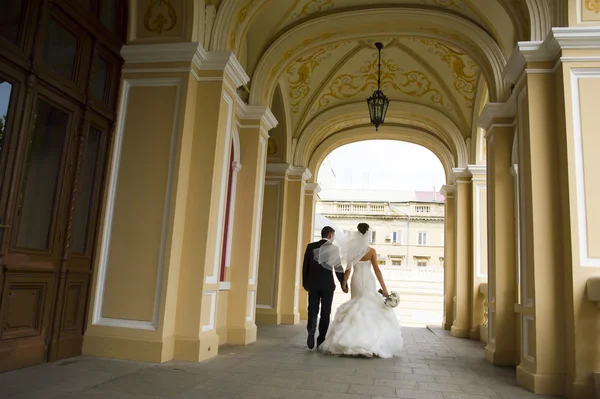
[{"xmin": 366, "ymin": 42, "xmax": 390, "ymax": 131}]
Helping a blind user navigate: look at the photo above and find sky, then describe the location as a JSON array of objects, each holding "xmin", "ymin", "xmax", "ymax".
[
  {"xmin": 318, "ymin": 140, "xmax": 446, "ymax": 192},
  {"xmin": 0, "ymin": 82, "xmax": 11, "ymax": 118}
]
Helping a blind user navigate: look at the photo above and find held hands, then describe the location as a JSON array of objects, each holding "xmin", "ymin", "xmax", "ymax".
[{"xmin": 342, "ymin": 283, "xmax": 349, "ymax": 293}]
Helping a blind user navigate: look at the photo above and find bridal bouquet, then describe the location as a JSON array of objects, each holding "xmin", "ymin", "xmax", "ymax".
[{"xmin": 378, "ymin": 289, "xmax": 400, "ymax": 308}]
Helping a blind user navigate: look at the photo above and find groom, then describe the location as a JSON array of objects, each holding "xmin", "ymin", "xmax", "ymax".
[{"xmin": 302, "ymin": 226, "xmax": 347, "ymax": 349}]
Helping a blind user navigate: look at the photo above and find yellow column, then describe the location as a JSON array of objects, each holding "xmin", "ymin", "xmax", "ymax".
[
  {"xmin": 441, "ymin": 185, "xmax": 455, "ymax": 331},
  {"xmin": 504, "ymin": 39, "xmax": 566, "ymax": 395},
  {"xmin": 451, "ymin": 170, "xmax": 473, "ymax": 338},
  {"xmin": 172, "ymin": 55, "xmax": 251, "ymax": 362},
  {"xmin": 255, "ymin": 164, "xmax": 288, "ymax": 325},
  {"xmin": 225, "ymin": 107, "xmax": 277, "ymax": 344},
  {"xmin": 279, "ymin": 167, "xmax": 311, "ymax": 325},
  {"xmin": 480, "ymin": 105, "xmax": 518, "ymax": 365},
  {"xmin": 468, "ymin": 165, "xmax": 487, "ymax": 340},
  {"xmin": 299, "ymin": 183, "xmax": 321, "ymax": 321},
  {"xmin": 83, "ymin": 42, "xmax": 250, "ymax": 363}
]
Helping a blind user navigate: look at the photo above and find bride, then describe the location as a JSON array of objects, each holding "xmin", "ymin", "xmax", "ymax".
[{"xmin": 315, "ymin": 223, "xmax": 403, "ymax": 358}]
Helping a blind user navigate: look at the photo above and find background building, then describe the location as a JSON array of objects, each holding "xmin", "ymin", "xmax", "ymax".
[{"xmin": 313, "ymin": 189, "xmax": 445, "ymax": 327}]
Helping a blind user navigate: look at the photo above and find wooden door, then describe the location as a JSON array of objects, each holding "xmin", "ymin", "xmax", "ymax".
[{"xmin": 0, "ymin": 0, "xmax": 124, "ymax": 372}]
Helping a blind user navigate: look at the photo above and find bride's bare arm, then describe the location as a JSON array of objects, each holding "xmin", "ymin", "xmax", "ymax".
[
  {"xmin": 342, "ymin": 269, "xmax": 351, "ymax": 291},
  {"xmin": 370, "ymin": 249, "xmax": 389, "ymax": 296}
]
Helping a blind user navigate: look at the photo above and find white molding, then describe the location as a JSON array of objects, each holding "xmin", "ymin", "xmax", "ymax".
[
  {"xmin": 467, "ymin": 164, "xmax": 487, "ymax": 178},
  {"xmin": 478, "ymin": 102, "xmax": 516, "ymax": 131},
  {"xmin": 249, "ymin": 136, "xmax": 268, "ymax": 286},
  {"xmin": 505, "ymin": 27, "xmax": 600, "ymax": 84},
  {"xmin": 237, "ymin": 105, "xmax": 278, "ymax": 131},
  {"xmin": 522, "ymin": 315, "xmax": 535, "ymax": 363},
  {"xmin": 224, "ymin": 128, "xmax": 241, "ymax": 270},
  {"xmin": 256, "ymin": 180, "xmax": 282, "ymax": 308},
  {"xmin": 474, "ymin": 182, "xmax": 487, "ymax": 278},
  {"xmin": 449, "ymin": 167, "xmax": 471, "ymax": 184},
  {"xmin": 121, "ymin": 42, "xmax": 201, "ymax": 64},
  {"xmin": 517, "ymin": 86, "xmax": 530, "ymax": 303},
  {"xmin": 219, "ymin": 281, "xmax": 231, "ymax": 290},
  {"xmin": 206, "ymin": 91, "xmax": 235, "ymax": 285},
  {"xmin": 305, "ymin": 183, "xmax": 321, "ymax": 195},
  {"xmin": 120, "ymin": 42, "xmax": 250, "ymax": 88},
  {"xmin": 201, "ymin": 291, "xmax": 217, "ymax": 331},
  {"xmin": 246, "ymin": 290, "xmax": 256, "ymax": 321},
  {"xmin": 562, "ymin": 56, "xmax": 600, "ymax": 62},
  {"xmin": 288, "ymin": 166, "xmax": 312, "ymax": 182},
  {"xmin": 440, "ymin": 184, "xmax": 455, "ymax": 197},
  {"xmin": 93, "ymin": 77, "xmax": 182, "ymax": 330},
  {"xmin": 570, "ymin": 68, "xmax": 600, "ymax": 267},
  {"xmin": 266, "ymin": 163, "xmax": 293, "ymax": 178}
]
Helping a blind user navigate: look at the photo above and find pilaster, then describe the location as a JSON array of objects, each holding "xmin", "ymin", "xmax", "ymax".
[
  {"xmin": 450, "ymin": 168, "xmax": 473, "ymax": 339},
  {"xmin": 479, "ymin": 102, "xmax": 518, "ymax": 366},
  {"xmin": 299, "ymin": 183, "xmax": 321, "ymax": 321},
  {"xmin": 225, "ymin": 106, "xmax": 277, "ymax": 344},
  {"xmin": 440, "ymin": 185, "xmax": 455, "ymax": 331}
]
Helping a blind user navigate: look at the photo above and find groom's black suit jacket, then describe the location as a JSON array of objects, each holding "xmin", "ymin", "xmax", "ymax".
[{"xmin": 302, "ymin": 239, "xmax": 344, "ymax": 292}]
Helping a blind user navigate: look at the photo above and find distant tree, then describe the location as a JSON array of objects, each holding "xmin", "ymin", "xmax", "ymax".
[{"xmin": 0, "ymin": 114, "xmax": 6, "ymax": 153}]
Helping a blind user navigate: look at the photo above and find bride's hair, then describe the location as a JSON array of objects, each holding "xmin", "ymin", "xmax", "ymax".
[{"xmin": 357, "ymin": 223, "xmax": 370, "ymax": 235}]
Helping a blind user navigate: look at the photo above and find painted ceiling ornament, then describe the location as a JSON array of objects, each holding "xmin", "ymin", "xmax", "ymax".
[
  {"xmin": 423, "ymin": 0, "xmax": 467, "ymax": 10},
  {"xmin": 586, "ymin": 0, "xmax": 600, "ymax": 13},
  {"xmin": 419, "ymin": 39, "xmax": 478, "ymax": 107},
  {"xmin": 291, "ymin": 0, "xmax": 335, "ymax": 21},
  {"xmin": 366, "ymin": 42, "xmax": 390, "ymax": 131},
  {"xmin": 143, "ymin": 0, "xmax": 177, "ymax": 34}
]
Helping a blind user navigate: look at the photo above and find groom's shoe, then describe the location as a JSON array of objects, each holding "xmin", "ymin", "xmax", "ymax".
[
  {"xmin": 316, "ymin": 337, "xmax": 325, "ymax": 348},
  {"xmin": 307, "ymin": 332, "xmax": 315, "ymax": 349}
]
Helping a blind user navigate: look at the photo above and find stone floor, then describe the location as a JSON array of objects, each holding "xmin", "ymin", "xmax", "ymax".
[{"xmin": 0, "ymin": 324, "xmax": 562, "ymax": 399}]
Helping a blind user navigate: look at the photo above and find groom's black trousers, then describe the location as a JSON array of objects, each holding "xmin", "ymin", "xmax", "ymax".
[{"xmin": 307, "ymin": 289, "xmax": 335, "ymax": 340}]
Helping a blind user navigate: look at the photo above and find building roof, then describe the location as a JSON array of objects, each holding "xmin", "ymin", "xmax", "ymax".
[{"xmin": 318, "ymin": 189, "xmax": 445, "ymax": 203}]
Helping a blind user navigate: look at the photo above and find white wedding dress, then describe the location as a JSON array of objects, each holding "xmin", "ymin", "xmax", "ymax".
[{"xmin": 320, "ymin": 260, "xmax": 404, "ymax": 358}]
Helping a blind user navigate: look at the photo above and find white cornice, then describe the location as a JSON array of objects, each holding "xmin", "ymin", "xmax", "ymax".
[
  {"xmin": 237, "ymin": 105, "xmax": 278, "ymax": 131},
  {"xmin": 288, "ymin": 166, "xmax": 312, "ymax": 182},
  {"xmin": 440, "ymin": 185, "xmax": 455, "ymax": 197},
  {"xmin": 305, "ymin": 183, "xmax": 321, "ymax": 195},
  {"xmin": 467, "ymin": 164, "xmax": 487, "ymax": 177},
  {"xmin": 504, "ymin": 27, "xmax": 600, "ymax": 84},
  {"xmin": 266, "ymin": 163, "xmax": 293, "ymax": 176},
  {"xmin": 120, "ymin": 42, "xmax": 250, "ymax": 88},
  {"xmin": 478, "ymin": 101, "xmax": 516, "ymax": 131},
  {"xmin": 121, "ymin": 42, "xmax": 200, "ymax": 64}
]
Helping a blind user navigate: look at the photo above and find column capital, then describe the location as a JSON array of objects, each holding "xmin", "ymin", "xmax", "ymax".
[
  {"xmin": 440, "ymin": 185, "xmax": 455, "ymax": 197},
  {"xmin": 120, "ymin": 42, "xmax": 250, "ymax": 88},
  {"xmin": 288, "ymin": 166, "xmax": 312, "ymax": 183},
  {"xmin": 236, "ymin": 105, "xmax": 278, "ymax": 131},
  {"xmin": 504, "ymin": 26, "xmax": 600, "ymax": 84},
  {"xmin": 450, "ymin": 167, "xmax": 472, "ymax": 184},
  {"xmin": 305, "ymin": 183, "xmax": 322, "ymax": 195},
  {"xmin": 467, "ymin": 164, "xmax": 487, "ymax": 182},
  {"xmin": 478, "ymin": 102, "xmax": 516, "ymax": 134}
]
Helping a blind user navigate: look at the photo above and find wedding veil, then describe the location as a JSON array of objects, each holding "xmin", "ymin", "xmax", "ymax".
[{"xmin": 312, "ymin": 219, "xmax": 371, "ymax": 272}]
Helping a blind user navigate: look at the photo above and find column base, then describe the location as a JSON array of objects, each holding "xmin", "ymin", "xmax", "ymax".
[
  {"xmin": 442, "ymin": 318, "xmax": 452, "ymax": 331},
  {"xmin": 173, "ymin": 331, "xmax": 220, "ymax": 362},
  {"xmin": 281, "ymin": 312, "xmax": 300, "ymax": 325},
  {"xmin": 516, "ymin": 364, "xmax": 565, "ymax": 396},
  {"xmin": 450, "ymin": 325, "xmax": 470, "ymax": 338},
  {"xmin": 299, "ymin": 309, "xmax": 308, "ymax": 321},
  {"xmin": 479, "ymin": 325, "xmax": 489, "ymax": 343},
  {"xmin": 469, "ymin": 327, "xmax": 480, "ymax": 340},
  {"xmin": 485, "ymin": 342, "xmax": 518, "ymax": 366},
  {"xmin": 567, "ymin": 380, "xmax": 596, "ymax": 399},
  {"xmin": 226, "ymin": 325, "xmax": 257, "ymax": 345},
  {"xmin": 82, "ymin": 334, "xmax": 174, "ymax": 363},
  {"xmin": 255, "ymin": 309, "xmax": 281, "ymax": 325}
]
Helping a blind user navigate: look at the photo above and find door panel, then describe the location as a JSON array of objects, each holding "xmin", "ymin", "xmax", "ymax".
[{"xmin": 0, "ymin": 89, "xmax": 78, "ymax": 372}]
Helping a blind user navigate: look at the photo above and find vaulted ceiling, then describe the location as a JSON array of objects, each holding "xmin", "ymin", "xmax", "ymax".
[{"xmin": 210, "ymin": 0, "xmax": 538, "ymax": 171}]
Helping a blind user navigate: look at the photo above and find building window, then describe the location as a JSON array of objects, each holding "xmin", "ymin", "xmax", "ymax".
[
  {"xmin": 440, "ymin": 257, "xmax": 445, "ymax": 267},
  {"xmin": 415, "ymin": 205, "xmax": 430, "ymax": 213},
  {"xmin": 392, "ymin": 231, "xmax": 402, "ymax": 244},
  {"xmin": 392, "ymin": 260, "xmax": 402, "ymax": 266},
  {"xmin": 369, "ymin": 230, "xmax": 376, "ymax": 244},
  {"xmin": 414, "ymin": 256, "xmax": 430, "ymax": 267},
  {"xmin": 377, "ymin": 260, "xmax": 386, "ymax": 265},
  {"xmin": 418, "ymin": 232, "xmax": 427, "ymax": 246}
]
